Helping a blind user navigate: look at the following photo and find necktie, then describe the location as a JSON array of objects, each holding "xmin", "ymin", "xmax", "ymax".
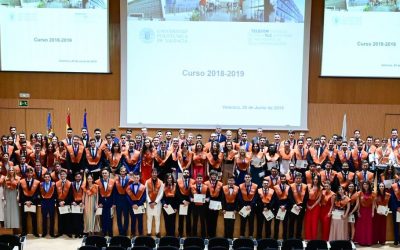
[
  {"xmin": 104, "ymin": 180, "xmax": 108, "ymax": 191},
  {"xmin": 343, "ymin": 172, "xmax": 347, "ymax": 180},
  {"xmin": 297, "ymin": 184, "xmax": 301, "ymax": 193},
  {"xmin": 62, "ymin": 181, "xmax": 65, "ymax": 193},
  {"xmin": 344, "ymin": 152, "xmax": 347, "ymax": 159},
  {"xmin": 76, "ymin": 182, "xmax": 80, "ymax": 191},
  {"xmin": 197, "ymin": 185, "xmax": 201, "ymax": 193},
  {"xmin": 301, "ymin": 148, "xmax": 304, "ymax": 158},
  {"xmin": 45, "ymin": 182, "xmax": 49, "ymax": 192},
  {"xmin": 364, "ymin": 171, "xmax": 367, "ymax": 181},
  {"xmin": 281, "ymin": 184, "xmax": 284, "ymax": 191},
  {"xmin": 92, "ymin": 149, "xmax": 95, "ymax": 158},
  {"xmin": 122, "ymin": 177, "xmax": 125, "ymax": 187},
  {"xmin": 185, "ymin": 179, "xmax": 188, "ymax": 189},
  {"xmin": 247, "ymin": 185, "xmax": 250, "ymax": 194}
]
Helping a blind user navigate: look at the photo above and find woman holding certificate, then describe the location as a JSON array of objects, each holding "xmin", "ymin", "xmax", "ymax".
[
  {"xmin": 354, "ymin": 181, "xmax": 376, "ymax": 246},
  {"xmin": 381, "ymin": 164, "xmax": 398, "ymax": 189},
  {"xmin": 162, "ymin": 173, "xmax": 178, "ymax": 236},
  {"xmin": 304, "ymin": 175, "xmax": 322, "ymax": 240},
  {"xmin": 373, "ymin": 182, "xmax": 391, "ymax": 245},
  {"xmin": 346, "ymin": 183, "xmax": 359, "ymax": 241},
  {"xmin": 328, "ymin": 186, "xmax": 350, "ymax": 241}
]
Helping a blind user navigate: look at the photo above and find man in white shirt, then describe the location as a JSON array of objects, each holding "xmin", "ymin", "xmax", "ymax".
[{"xmin": 145, "ymin": 168, "xmax": 164, "ymax": 237}]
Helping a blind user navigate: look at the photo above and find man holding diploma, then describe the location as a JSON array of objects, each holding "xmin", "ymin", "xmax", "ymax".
[
  {"xmin": 176, "ymin": 169, "xmax": 195, "ymax": 237},
  {"xmin": 71, "ymin": 172, "xmax": 84, "ymax": 238},
  {"xmin": 256, "ymin": 178, "xmax": 276, "ymax": 239},
  {"xmin": 222, "ymin": 175, "xmax": 239, "ymax": 239},
  {"xmin": 56, "ymin": 169, "xmax": 72, "ymax": 237},
  {"xmin": 190, "ymin": 173, "xmax": 209, "ymax": 238},
  {"xmin": 145, "ymin": 168, "xmax": 164, "ymax": 237},
  {"xmin": 238, "ymin": 173, "xmax": 257, "ymax": 238},
  {"xmin": 126, "ymin": 172, "xmax": 146, "ymax": 237},
  {"xmin": 288, "ymin": 173, "xmax": 309, "ymax": 239},
  {"xmin": 204, "ymin": 170, "xmax": 223, "ymax": 238},
  {"xmin": 273, "ymin": 174, "xmax": 290, "ymax": 240},
  {"xmin": 19, "ymin": 168, "xmax": 40, "ymax": 237}
]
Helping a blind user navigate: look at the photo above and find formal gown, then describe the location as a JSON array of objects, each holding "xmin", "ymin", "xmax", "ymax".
[
  {"xmin": 320, "ymin": 190, "xmax": 334, "ymax": 241},
  {"xmin": 140, "ymin": 151, "xmax": 154, "ymax": 184},
  {"xmin": 4, "ymin": 177, "xmax": 20, "ymax": 228},
  {"xmin": 83, "ymin": 184, "xmax": 100, "ymax": 233},
  {"xmin": 304, "ymin": 185, "xmax": 321, "ymax": 240},
  {"xmin": 329, "ymin": 196, "xmax": 350, "ymax": 241},
  {"xmin": 355, "ymin": 192, "xmax": 375, "ymax": 246}
]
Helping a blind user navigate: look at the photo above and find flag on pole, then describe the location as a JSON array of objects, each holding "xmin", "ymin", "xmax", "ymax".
[
  {"xmin": 83, "ymin": 108, "xmax": 88, "ymax": 130},
  {"xmin": 66, "ymin": 108, "xmax": 71, "ymax": 131},
  {"xmin": 47, "ymin": 112, "xmax": 53, "ymax": 134},
  {"xmin": 341, "ymin": 113, "xmax": 347, "ymax": 141}
]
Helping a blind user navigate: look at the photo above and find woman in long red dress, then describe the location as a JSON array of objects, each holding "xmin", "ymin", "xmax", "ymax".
[
  {"xmin": 320, "ymin": 181, "xmax": 334, "ymax": 241},
  {"xmin": 140, "ymin": 138, "xmax": 154, "ymax": 183},
  {"xmin": 192, "ymin": 142, "xmax": 207, "ymax": 179},
  {"xmin": 304, "ymin": 175, "xmax": 322, "ymax": 240},
  {"xmin": 347, "ymin": 183, "xmax": 359, "ymax": 241},
  {"xmin": 373, "ymin": 182, "xmax": 391, "ymax": 245},
  {"xmin": 355, "ymin": 181, "xmax": 376, "ymax": 246}
]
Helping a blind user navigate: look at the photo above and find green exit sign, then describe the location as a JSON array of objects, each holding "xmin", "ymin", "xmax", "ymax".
[{"xmin": 19, "ymin": 100, "xmax": 29, "ymax": 107}]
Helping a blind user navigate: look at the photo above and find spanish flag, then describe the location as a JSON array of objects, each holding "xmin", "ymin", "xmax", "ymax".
[{"xmin": 66, "ymin": 108, "xmax": 71, "ymax": 131}]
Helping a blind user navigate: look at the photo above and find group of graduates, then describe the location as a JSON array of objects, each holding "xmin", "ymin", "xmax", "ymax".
[{"xmin": 1, "ymin": 126, "xmax": 400, "ymax": 246}]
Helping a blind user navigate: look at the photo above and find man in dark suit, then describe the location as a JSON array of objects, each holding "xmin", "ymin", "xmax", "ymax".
[
  {"xmin": 19, "ymin": 168, "xmax": 40, "ymax": 237},
  {"xmin": 40, "ymin": 172, "xmax": 57, "ymax": 237},
  {"xmin": 114, "ymin": 166, "xmax": 131, "ymax": 236},
  {"xmin": 215, "ymin": 127, "xmax": 226, "ymax": 143}
]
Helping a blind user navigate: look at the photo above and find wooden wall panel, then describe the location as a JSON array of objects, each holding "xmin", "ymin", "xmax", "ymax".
[
  {"xmin": 308, "ymin": 0, "xmax": 400, "ymax": 104},
  {"xmin": 0, "ymin": 0, "xmax": 399, "ymax": 103},
  {"xmin": 1, "ymin": 99, "xmax": 399, "ymax": 141}
]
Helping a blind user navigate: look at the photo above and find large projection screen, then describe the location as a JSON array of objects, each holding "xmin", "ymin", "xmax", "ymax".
[
  {"xmin": 121, "ymin": 0, "xmax": 311, "ymax": 129},
  {"xmin": 0, "ymin": 0, "xmax": 109, "ymax": 73},
  {"xmin": 321, "ymin": 0, "xmax": 400, "ymax": 78}
]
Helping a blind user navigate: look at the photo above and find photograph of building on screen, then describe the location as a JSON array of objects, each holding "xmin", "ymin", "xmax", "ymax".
[
  {"xmin": 127, "ymin": 0, "xmax": 304, "ymax": 22},
  {"xmin": 325, "ymin": 0, "xmax": 400, "ymax": 11},
  {"xmin": 0, "ymin": 0, "xmax": 107, "ymax": 8}
]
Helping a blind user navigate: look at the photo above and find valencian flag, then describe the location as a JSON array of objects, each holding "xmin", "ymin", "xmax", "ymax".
[
  {"xmin": 66, "ymin": 108, "xmax": 71, "ymax": 131},
  {"xmin": 47, "ymin": 112, "xmax": 53, "ymax": 134}
]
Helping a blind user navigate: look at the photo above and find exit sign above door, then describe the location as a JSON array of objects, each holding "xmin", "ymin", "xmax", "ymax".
[{"xmin": 18, "ymin": 100, "xmax": 29, "ymax": 107}]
